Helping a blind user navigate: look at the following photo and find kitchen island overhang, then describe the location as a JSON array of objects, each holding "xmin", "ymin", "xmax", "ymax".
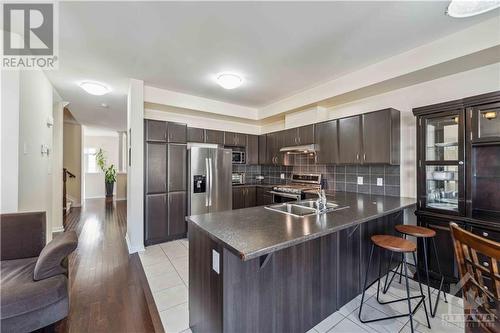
[{"xmin": 187, "ymin": 192, "xmax": 416, "ymax": 333}]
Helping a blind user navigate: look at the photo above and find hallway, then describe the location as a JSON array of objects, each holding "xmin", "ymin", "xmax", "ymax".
[{"xmin": 57, "ymin": 199, "xmax": 161, "ymax": 333}]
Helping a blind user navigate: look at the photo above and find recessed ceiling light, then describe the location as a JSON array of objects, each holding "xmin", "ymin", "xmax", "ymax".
[
  {"xmin": 216, "ymin": 73, "xmax": 243, "ymax": 89},
  {"xmin": 446, "ymin": 0, "xmax": 500, "ymax": 18},
  {"xmin": 79, "ymin": 81, "xmax": 111, "ymax": 95},
  {"xmin": 100, "ymin": 103, "xmax": 109, "ymax": 108}
]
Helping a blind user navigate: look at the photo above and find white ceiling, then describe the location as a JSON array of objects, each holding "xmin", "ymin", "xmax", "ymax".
[{"xmin": 46, "ymin": 1, "xmax": 498, "ymax": 130}]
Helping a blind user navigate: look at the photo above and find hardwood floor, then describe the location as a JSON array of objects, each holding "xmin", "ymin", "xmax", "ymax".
[{"xmin": 55, "ymin": 199, "xmax": 161, "ymax": 333}]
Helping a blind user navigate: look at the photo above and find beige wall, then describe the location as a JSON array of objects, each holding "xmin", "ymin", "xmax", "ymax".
[
  {"xmin": 84, "ymin": 134, "xmax": 121, "ymax": 199},
  {"xmin": 63, "ymin": 122, "xmax": 82, "ymax": 205},
  {"xmin": 17, "ymin": 70, "xmax": 54, "ymax": 241}
]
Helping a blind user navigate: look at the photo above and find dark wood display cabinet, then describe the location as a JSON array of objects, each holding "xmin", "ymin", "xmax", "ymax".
[{"xmin": 413, "ymin": 91, "xmax": 500, "ymax": 288}]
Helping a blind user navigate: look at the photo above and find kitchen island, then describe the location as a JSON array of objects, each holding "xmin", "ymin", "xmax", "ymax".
[{"xmin": 187, "ymin": 192, "xmax": 416, "ymax": 333}]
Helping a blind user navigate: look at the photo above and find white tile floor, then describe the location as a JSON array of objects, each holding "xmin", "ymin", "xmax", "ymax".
[{"xmin": 140, "ymin": 239, "xmax": 466, "ymax": 333}]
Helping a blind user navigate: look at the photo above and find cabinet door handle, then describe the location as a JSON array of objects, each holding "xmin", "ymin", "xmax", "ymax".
[
  {"xmin": 363, "ymin": 153, "xmax": 366, "ymax": 161},
  {"xmin": 483, "ymin": 262, "xmax": 489, "ymax": 267},
  {"xmin": 356, "ymin": 153, "xmax": 359, "ymax": 160}
]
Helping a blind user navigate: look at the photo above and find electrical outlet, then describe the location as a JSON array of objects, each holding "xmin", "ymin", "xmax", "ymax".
[
  {"xmin": 377, "ymin": 178, "xmax": 383, "ymax": 186},
  {"xmin": 357, "ymin": 176, "xmax": 363, "ymax": 185},
  {"xmin": 212, "ymin": 249, "xmax": 220, "ymax": 274},
  {"xmin": 280, "ymin": 173, "xmax": 285, "ymax": 179}
]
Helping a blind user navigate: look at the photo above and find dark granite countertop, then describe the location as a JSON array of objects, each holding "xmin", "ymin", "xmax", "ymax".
[{"xmin": 187, "ymin": 192, "xmax": 416, "ymax": 261}]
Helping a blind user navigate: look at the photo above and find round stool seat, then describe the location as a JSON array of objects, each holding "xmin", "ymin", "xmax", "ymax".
[
  {"xmin": 371, "ymin": 235, "xmax": 417, "ymax": 253},
  {"xmin": 395, "ymin": 225, "xmax": 436, "ymax": 238}
]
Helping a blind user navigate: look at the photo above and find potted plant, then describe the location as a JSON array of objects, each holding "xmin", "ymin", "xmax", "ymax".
[{"xmin": 96, "ymin": 148, "xmax": 117, "ymax": 198}]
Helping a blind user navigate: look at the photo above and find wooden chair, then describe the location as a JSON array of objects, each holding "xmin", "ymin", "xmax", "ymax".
[{"xmin": 450, "ymin": 222, "xmax": 500, "ymax": 333}]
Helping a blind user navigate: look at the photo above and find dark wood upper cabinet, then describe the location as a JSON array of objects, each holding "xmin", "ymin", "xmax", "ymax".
[
  {"xmin": 145, "ymin": 194, "xmax": 168, "ymax": 245},
  {"xmin": 145, "ymin": 142, "xmax": 167, "ymax": 194},
  {"xmin": 145, "ymin": 119, "xmax": 167, "ymax": 142},
  {"xmin": 282, "ymin": 128, "xmax": 296, "ymax": 147},
  {"xmin": 362, "ymin": 109, "xmax": 400, "ymax": 165},
  {"xmin": 315, "ymin": 120, "xmax": 339, "ymax": 164},
  {"xmin": 167, "ymin": 144, "xmax": 187, "ymax": 192},
  {"xmin": 297, "ymin": 125, "xmax": 314, "ymax": 145},
  {"xmin": 258, "ymin": 135, "xmax": 267, "ymax": 165},
  {"xmin": 470, "ymin": 101, "xmax": 500, "ymax": 144},
  {"xmin": 246, "ymin": 135, "xmax": 259, "ymax": 165},
  {"xmin": 225, "ymin": 132, "xmax": 247, "ymax": 146},
  {"xmin": 205, "ymin": 129, "xmax": 225, "ymax": 145},
  {"xmin": 187, "ymin": 127, "xmax": 205, "ymax": 143},
  {"xmin": 167, "ymin": 122, "xmax": 187, "ymax": 143},
  {"xmin": 168, "ymin": 191, "xmax": 187, "ymax": 237},
  {"xmin": 265, "ymin": 132, "xmax": 276, "ymax": 165},
  {"xmin": 338, "ymin": 116, "xmax": 362, "ymax": 164}
]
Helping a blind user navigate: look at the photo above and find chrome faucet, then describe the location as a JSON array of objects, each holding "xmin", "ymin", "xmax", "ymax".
[{"xmin": 316, "ymin": 189, "xmax": 327, "ymax": 213}]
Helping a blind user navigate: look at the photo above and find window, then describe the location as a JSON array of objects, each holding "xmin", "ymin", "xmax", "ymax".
[{"xmin": 84, "ymin": 148, "xmax": 98, "ymax": 173}]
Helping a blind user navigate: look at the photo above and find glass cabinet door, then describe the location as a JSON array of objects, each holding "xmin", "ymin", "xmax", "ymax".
[
  {"xmin": 419, "ymin": 110, "xmax": 464, "ymax": 215},
  {"xmin": 425, "ymin": 165, "xmax": 459, "ymax": 212},
  {"xmin": 425, "ymin": 115, "xmax": 459, "ymax": 161}
]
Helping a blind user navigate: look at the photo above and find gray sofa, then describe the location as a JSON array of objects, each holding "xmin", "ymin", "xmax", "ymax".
[{"xmin": 0, "ymin": 212, "xmax": 78, "ymax": 333}]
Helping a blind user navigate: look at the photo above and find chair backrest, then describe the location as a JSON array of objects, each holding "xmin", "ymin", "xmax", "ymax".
[
  {"xmin": 450, "ymin": 222, "xmax": 500, "ymax": 332},
  {"xmin": 0, "ymin": 211, "xmax": 46, "ymax": 260}
]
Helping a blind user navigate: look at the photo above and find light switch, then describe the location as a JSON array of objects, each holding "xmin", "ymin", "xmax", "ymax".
[
  {"xmin": 280, "ymin": 173, "xmax": 285, "ymax": 179},
  {"xmin": 377, "ymin": 178, "xmax": 383, "ymax": 186},
  {"xmin": 357, "ymin": 176, "xmax": 363, "ymax": 185},
  {"xmin": 212, "ymin": 249, "xmax": 220, "ymax": 274}
]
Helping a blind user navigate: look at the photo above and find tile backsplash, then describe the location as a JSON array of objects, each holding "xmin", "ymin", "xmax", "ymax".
[{"xmin": 232, "ymin": 156, "xmax": 400, "ymax": 197}]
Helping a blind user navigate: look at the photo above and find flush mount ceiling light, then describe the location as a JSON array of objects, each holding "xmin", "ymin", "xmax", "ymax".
[
  {"xmin": 79, "ymin": 81, "xmax": 111, "ymax": 95},
  {"xmin": 216, "ymin": 73, "xmax": 243, "ymax": 89},
  {"xmin": 446, "ymin": 0, "xmax": 500, "ymax": 18}
]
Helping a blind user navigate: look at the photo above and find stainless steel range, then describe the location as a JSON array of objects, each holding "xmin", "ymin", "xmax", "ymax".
[{"xmin": 269, "ymin": 173, "xmax": 322, "ymax": 203}]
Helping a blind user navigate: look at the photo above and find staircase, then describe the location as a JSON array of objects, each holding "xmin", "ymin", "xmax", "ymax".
[{"xmin": 63, "ymin": 168, "xmax": 76, "ymax": 223}]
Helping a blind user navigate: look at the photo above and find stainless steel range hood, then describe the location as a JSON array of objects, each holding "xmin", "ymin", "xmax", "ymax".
[{"xmin": 279, "ymin": 144, "xmax": 317, "ymax": 154}]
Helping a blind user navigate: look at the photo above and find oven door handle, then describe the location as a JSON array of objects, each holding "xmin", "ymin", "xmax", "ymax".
[{"xmin": 269, "ymin": 191, "xmax": 301, "ymax": 199}]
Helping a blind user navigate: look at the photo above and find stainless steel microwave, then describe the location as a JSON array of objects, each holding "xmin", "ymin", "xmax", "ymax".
[{"xmin": 231, "ymin": 149, "xmax": 246, "ymax": 164}]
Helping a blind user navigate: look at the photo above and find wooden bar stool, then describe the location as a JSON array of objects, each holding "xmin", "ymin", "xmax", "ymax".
[
  {"xmin": 383, "ymin": 225, "xmax": 448, "ymax": 318},
  {"xmin": 359, "ymin": 235, "xmax": 431, "ymax": 333}
]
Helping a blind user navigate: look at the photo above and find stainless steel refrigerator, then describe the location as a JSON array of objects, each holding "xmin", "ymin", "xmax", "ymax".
[{"xmin": 188, "ymin": 146, "xmax": 232, "ymax": 215}]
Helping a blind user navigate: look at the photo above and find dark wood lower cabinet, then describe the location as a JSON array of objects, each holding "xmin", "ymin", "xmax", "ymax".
[
  {"xmin": 189, "ymin": 212, "xmax": 404, "ymax": 333},
  {"xmin": 232, "ymin": 187, "xmax": 245, "ymax": 210},
  {"xmin": 417, "ymin": 213, "xmax": 500, "ymax": 288},
  {"xmin": 145, "ymin": 194, "xmax": 168, "ymax": 246},
  {"xmin": 168, "ymin": 191, "xmax": 187, "ymax": 237},
  {"xmin": 337, "ymin": 225, "xmax": 361, "ymax": 307},
  {"xmin": 256, "ymin": 187, "xmax": 273, "ymax": 206},
  {"xmin": 145, "ymin": 191, "xmax": 187, "ymax": 245},
  {"xmin": 232, "ymin": 186, "xmax": 257, "ymax": 209}
]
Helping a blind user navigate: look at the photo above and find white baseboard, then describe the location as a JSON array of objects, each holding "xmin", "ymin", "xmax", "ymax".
[{"xmin": 125, "ymin": 233, "xmax": 144, "ymax": 254}]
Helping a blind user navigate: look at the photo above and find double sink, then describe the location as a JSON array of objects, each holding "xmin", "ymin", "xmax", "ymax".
[{"xmin": 265, "ymin": 200, "xmax": 349, "ymax": 217}]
